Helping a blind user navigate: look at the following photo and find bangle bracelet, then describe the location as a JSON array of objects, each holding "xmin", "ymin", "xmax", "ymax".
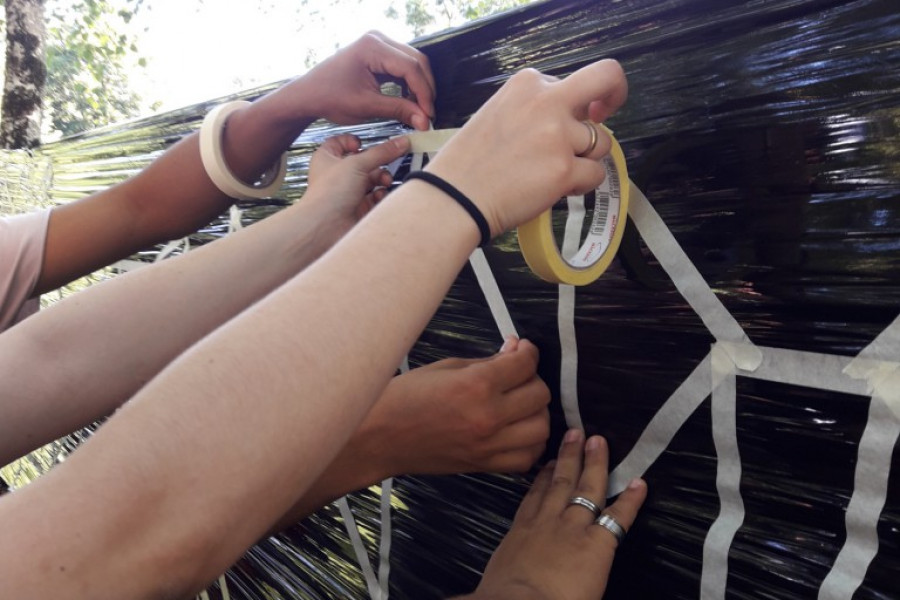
[
  {"xmin": 199, "ymin": 100, "xmax": 288, "ymax": 200},
  {"xmin": 404, "ymin": 171, "xmax": 491, "ymax": 247}
]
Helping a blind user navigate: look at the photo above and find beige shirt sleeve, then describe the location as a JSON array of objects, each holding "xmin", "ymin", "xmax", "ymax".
[{"xmin": 0, "ymin": 208, "xmax": 51, "ymax": 331}]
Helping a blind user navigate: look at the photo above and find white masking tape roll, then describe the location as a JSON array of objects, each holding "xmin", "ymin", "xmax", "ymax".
[
  {"xmin": 199, "ymin": 100, "xmax": 288, "ymax": 200},
  {"xmin": 517, "ymin": 124, "xmax": 629, "ymax": 286}
]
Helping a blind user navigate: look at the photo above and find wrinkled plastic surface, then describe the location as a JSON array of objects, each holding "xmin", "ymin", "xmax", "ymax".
[{"xmin": 23, "ymin": 0, "xmax": 900, "ymax": 598}]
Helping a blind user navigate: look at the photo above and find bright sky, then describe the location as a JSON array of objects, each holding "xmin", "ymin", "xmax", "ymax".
[{"xmin": 126, "ymin": 1, "xmax": 422, "ymax": 116}]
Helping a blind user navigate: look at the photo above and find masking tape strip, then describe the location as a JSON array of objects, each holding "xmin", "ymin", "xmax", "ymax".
[
  {"xmin": 844, "ymin": 315, "xmax": 900, "ymax": 409},
  {"xmin": 818, "ymin": 382, "xmax": 900, "ymax": 600},
  {"xmin": 627, "ymin": 186, "xmax": 762, "ymax": 372},
  {"xmin": 607, "ymin": 342, "xmax": 899, "ymax": 598},
  {"xmin": 607, "ymin": 353, "xmax": 714, "ymax": 496},
  {"xmin": 154, "ymin": 236, "xmax": 190, "ymax": 263},
  {"xmin": 402, "ymin": 128, "xmax": 461, "ymax": 154},
  {"xmin": 470, "ymin": 248, "xmax": 519, "ymax": 341},
  {"xmin": 701, "ymin": 344, "xmax": 744, "ymax": 600},
  {"xmin": 337, "ymin": 496, "xmax": 382, "ymax": 600},
  {"xmin": 517, "ymin": 126, "xmax": 629, "ymax": 286},
  {"xmin": 337, "ymin": 355, "xmax": 408, "ymax": 600},
  {"xmin": 608, "ymin": 344, "xmax": 892, "ymax": 495},
  {"xmin": 559, "ymin": 195, "xmax": 587, "ymax": 429},
  {"xmin": 737, "ymin": 345, "xmax": 870, "ymax": 396},
  {"xmin": 378, "ymin": 477, "xmax": 394, "ymax": 600}
]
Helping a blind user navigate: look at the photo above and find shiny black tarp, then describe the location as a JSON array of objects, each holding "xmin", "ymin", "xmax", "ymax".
[{"xmin": 36, "ymin": 0, "xmax": 900, "ymax": 598}]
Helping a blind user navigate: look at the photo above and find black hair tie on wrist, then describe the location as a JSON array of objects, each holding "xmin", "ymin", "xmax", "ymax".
[{"xmin": 404, "ymin": 170, "xmax": 492, "ymax": 247}]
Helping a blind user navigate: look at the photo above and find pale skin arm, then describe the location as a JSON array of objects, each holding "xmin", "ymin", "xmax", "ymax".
[
  {"xmin": 4, "ymin": 133, "xmax": 551, "ymax": 535},
  {"xmin": 269, "ymin": 336, "xmax": 550, "ymax": 533},
  {"xmin": 35, "ymin": 31, "xmax": 435, "ymax": 294},
  {"xmin": 0, "ymin": 59, "xmax": 627, "ymax": 599},
  {"xmin": 0, "ymin": 136, "xmax": 411, "ymax": 467}
]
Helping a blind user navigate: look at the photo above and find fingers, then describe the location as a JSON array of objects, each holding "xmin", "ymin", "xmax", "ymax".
[
  {"xmin": 541, "ymin": 429, "xmax": 585, "ymax": 516},
  {"xmin": 513, "ymin": 460, "xmax": 555, "ymax": 523},
  {"xmin": 364, "ymin": 32, "xmax": 436, "ymax": 128},
  {"xmin": 559, "ymin": 59, "xmax": 628, "ymax": 121},
  {"xmin": 367, "ymin": 93, "xmax": 432, "ymax": 131},
  {"xmin": 591, "ymin": 478, "xmax": 647, "ymax": 548},
  {"xmin": 569, "ymin": 120, "xmax": 613, "ymax": 161},
  {"xmin": 498, "ymin": 376, "xmax": 551, "ymax": 425},
  {"xmin": 352, "ymin": 136, "xmax": 411, "ymax": 173},
  {"xmin": 477, "ymin": 338, "xmax": 541, "ymax": 392},
  {"xmin": 317, "ymin": 134, "xmax": 362, "ymax": 158},
  {"xmin": 369, "ymin": 31, "xmax": 436, "ymax": 112},
  {"xmin": 563, "ymin": 435, "xmax": 609, "ymax": 525}
]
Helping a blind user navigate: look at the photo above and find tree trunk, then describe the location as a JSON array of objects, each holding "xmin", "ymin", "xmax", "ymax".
[{"xmin": 1, "ymin": 0, "xmax": 46, "ymax": 149}]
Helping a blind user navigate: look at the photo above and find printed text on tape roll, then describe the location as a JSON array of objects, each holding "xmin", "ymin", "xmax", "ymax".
[{"xmin": 517, "ymin": 125, "xmax": 630, "ymax": 286}]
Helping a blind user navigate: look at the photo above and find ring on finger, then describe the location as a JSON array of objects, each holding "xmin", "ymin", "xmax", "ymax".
[
  {"xmin": 576, "ymin": 121, "xmax": 599, "ymax": 158},
  {"xmin": 594, "ymin": 513, "xmax": 626, "ymax": 544},
  {"xmin": 567, "ymin": 496, "xmax": 600, "ymax": 516}
]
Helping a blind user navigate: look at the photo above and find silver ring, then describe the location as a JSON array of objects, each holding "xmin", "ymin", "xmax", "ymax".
[
  {"xmin": 594, "ymin": 513, "xmax": 626, "ymax": 544},
  {"xmin": 576, "ymin": 121, "xmax": 598, "ymax": 157},
  {"xmin": 567, "ymin": 496, "xmax": 600, "ymax": 516}
]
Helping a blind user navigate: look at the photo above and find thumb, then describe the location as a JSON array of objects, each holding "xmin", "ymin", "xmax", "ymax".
[
  {"xmin": 318, "ymin": 134, "xmax": 362, "ymax": 157},
  {"xmin": 353, "ymin": 136, "xmax": 411, "ymax": 172},
  {"xmin": 366, "ymin": 92, "xmax": 430, "ymax": 131}
]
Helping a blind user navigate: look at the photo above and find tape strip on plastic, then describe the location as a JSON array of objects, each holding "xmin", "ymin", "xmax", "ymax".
[
  {"xmin": 517, "ymin": 125, "xmax": 630, "ymax": 286},
  {"xmin": 628, "ymin": 186, "xmax": 762, "ymax": 372},
  {"xmin": 558, "ymin": 194, "xmax": 587, "ymax": 429},
  {"xmin": 607, "ymin": 353, "xmax": 714, "ymax": 496},
  {"xmin": 701, "ymin": 344, "xmax": 744, "ymax": 600},
  {"xmin": 818, "ymin": 383, "xmax": 900, "ymax": 600}
]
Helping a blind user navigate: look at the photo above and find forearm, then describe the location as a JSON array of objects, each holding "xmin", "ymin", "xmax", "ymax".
[
  {"xmin": 0, "ymin": 183, "xmax": 479, "ymax": 598},
  {"xmin": 35, "ymin": 90, "xmax": 318, "ymax": 295},
  {"xmin": 0, "ymin": 199, "xmax": 344, "ymax": 466},
  {"xmin": 267, "ymin": 421, "xmax": 390, "ymax": 535}
]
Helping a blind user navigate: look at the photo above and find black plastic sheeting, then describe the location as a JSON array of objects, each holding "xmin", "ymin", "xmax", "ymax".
[{"xmin": 37, "ymin": 0, "xmax": 900, "ymax": 598}]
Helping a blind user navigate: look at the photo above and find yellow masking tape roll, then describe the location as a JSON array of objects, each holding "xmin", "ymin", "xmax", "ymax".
[{"xmin": 517, "ymin": 124, "xmax": 629, "ymax": 286}]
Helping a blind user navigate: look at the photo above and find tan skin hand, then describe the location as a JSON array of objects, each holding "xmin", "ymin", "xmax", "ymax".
[
  {"xmin": 357, "ymin": 337, "xmax": 551, "ymax": 477},
  {"xmin": 284, "ymin": 31, "xmax": 436, "ymax": 131},
  {"xmin": 466, "ymin": 431, "xmax": 647, "ymax": 600}
]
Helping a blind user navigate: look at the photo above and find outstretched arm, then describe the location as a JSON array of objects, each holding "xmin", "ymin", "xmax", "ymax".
[
  {"xmin": 0, "ymin": 136, "xmax": 409, "ymax": 466},
  {"xmin": 0, "ymin": 59, "xmax": 627, "ymax": 599},
  {"xmin": 268, "ymin": 337, "xmax": 551, "ymax": 534},
  {"xmin": 35, "ymin": 31, "xmax": 435, "ymax": 294}
]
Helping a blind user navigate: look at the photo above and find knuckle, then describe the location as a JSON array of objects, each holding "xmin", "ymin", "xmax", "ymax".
[
  {"xmin": 551, "ymin": 474, "xmax": 575, "ymax": 489},
  {"xmin": 468, "ymin": 407, "xmax": 501, "ymax": 438}
]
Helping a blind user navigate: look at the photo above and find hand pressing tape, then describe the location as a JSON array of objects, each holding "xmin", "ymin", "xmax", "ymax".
[
  {"xmin": 401, "ymin": 124, "xmax": 628, "ymax": 286},
  {"xmin": 517, "ymin": 124, "xmax": 629, "ymax": 286}
]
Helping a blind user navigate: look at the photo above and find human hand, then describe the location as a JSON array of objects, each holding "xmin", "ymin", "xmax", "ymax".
[
  {"xmin": 468, "ymin": 430, "xmax": 647, "ymax": 600},
  {"xmin": 304, "ymin": 134, "xmax": 410, "ymax": 236},
  {"xmin": 423, "ymin": 59, "xmax": 627, "ymax": 237},
  {"xmin": 286, "ymin": 31, "xmax": 435, "ymax": 130},
  {"xmin": 356, "ymin": 338, "xmax": 550, "ymax": 476}
]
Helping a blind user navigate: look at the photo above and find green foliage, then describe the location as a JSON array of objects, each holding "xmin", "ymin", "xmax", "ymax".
[
  {"xmin": 386, "ymin": 0, "xmax": 533, "ymax": 36},
  {"xmin": 42, "ymin": 0, "xmax": 146, "ymax": 137}
]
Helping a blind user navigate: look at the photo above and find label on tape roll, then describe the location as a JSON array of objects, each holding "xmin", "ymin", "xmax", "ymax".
[{"xmin": 517, "ymin": 125, "xmax": 629, "ymax": 286}]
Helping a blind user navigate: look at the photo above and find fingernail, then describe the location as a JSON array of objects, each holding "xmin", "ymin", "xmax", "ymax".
[
  {"xmin": 564, "ymin": 429, "xmax": 582, "ymax": 444},
  {"xmin": 391, "ymin": 135, "xmax": 410, "ymax": 152},
  {"xmin": 628, "ymin": 478, "xmax": 643, "ymax": 490},
  {"xmin": 585, "ymin": 436, "xmax": 604, "ymax": 452},
  {"xmin": 412, "ymin": 113, "xmax": 428, "ymax": 130},
  {"xmin": 499, "ymin": 335, "xmax": 519, "ymax": 353}
]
